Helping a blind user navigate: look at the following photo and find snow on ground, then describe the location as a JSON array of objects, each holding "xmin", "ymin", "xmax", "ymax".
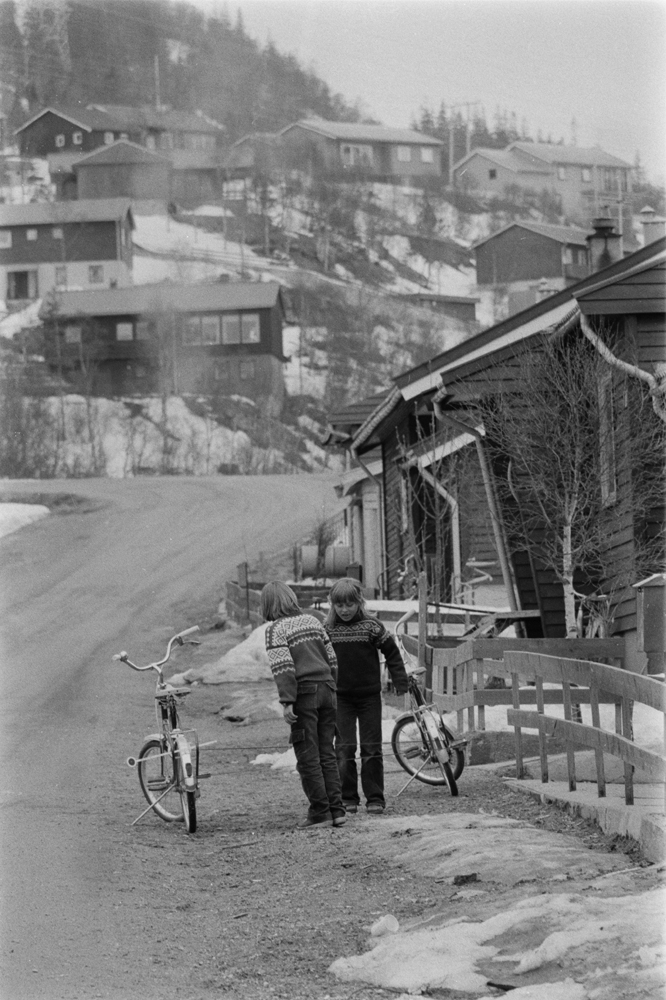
[
  {"xmin": 330, "ymin": 883, "xmax": 665, "ymax": 996},
  {"xmin": 0, "ymin": 299, "xmax": 43, "ymax": 339},
  {"xmin": 11, "ymin": 394, "xmax": 304, "ymax": 477},
  {"xmin": 0, "ymin": 503, "xmax": 49, "ymax": 538},
  {"xmin": 132, "ymin": 213, "xmax": 268, "ymax": 272}
]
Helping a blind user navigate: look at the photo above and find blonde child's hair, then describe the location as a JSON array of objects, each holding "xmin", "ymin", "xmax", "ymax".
[
  {"xmin": 326, "ymin": 577, "xmax": 367, "ymax": 628},
  {"xmin": 260, "ymin": 581, "xmax": 302, "ymax": 621}
]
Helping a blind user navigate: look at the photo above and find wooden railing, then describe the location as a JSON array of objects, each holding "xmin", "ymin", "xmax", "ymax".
[{"xmin": 505, "ymin": 651, "xmax": 666, "ymax": 807}]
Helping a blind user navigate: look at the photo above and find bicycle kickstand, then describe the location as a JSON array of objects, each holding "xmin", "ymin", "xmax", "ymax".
[{"xmin": 394, "ymin": 757, "xmax": 432, "ymax": 798}]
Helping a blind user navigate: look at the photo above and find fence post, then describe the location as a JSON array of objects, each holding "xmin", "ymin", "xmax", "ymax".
[
  {"xmin": 418, "ymin": 572, "xmax": 428, "ymax": 684},
  {"xmin": 510, "ymin": 661, "xmax": 524, "ymax": 779},
  {"xmin": 589, "ymin": 677, "xmax": 606, "ymax": 798},
  {"xmin": 237, "ymin": 561, "xmax": 250, "ymax": 622}
]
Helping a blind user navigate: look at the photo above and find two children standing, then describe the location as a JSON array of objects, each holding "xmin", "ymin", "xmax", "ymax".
[{"xmin": 262, "ymin": 577, "xmax": 408, "ymax": 829}]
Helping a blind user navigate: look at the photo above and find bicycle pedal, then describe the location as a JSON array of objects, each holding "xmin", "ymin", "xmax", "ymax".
[
  {"xmin": 198, "ymin": 772, "xmax": 212, "ymax": 779},
  {"xmin": 147, "ymin": 779, "xmax": 170, "ymax": 790}
]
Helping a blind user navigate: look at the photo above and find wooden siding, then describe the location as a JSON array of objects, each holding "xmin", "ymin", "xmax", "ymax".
[
  {"xmin": 382, "ymin": 429, "xmax": 408, "ymax": 598},
  {"xmin": 19, "ymin": 112, "xmax": 112, "ymax": 156},
  {"xmin": 579, "ymin": 260, "xmax": 666, "ymax": 315},
  {"xmin": 475, "ymin": 228, "xmax": 566, "ymax": 285},
  {"xmin": 0, "ymin": 220, "xmax": 121, "ymax": 265},
  {"xmin": 636, "ymin": 314, "xmax": 666, "ymax": 368},
  {"xmin": 77, "ymin": 162, "xmax": 171, "ymax": 201}
]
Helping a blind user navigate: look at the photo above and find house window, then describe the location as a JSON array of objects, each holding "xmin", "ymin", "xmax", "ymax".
[
  {"xmin": 488, "ymin": 168, "xmax": 497, "ymax": 180},
  {"xmin": 145, "ymin": 135, "xmax": 156, "ymax": 150},
  {"xmin": 396, "ymin": 146, "xmax": 411, "ymax": 163},
  {"xmin": 104, "ymin": 131, "xmax": 114, "ymax": 145},
  {"xmin": 119, "ymin": 132, "xmax": 129, "ymax": 141},
  {"xmin": 557, "ymin": 165, "xmax": 566, "ymax": 180},
  {"xmin": 562, "ymin": 247, "xmax": 573, "ymax": 265},
  {"xmin": 55, "ymin": 265, "xmax": 67, "ymax": 287},
  {"xmin": 241, "ymin": 313, "xmax": 260, "ymax": 344},
  {"xmin": 598, "ymin": 370, "xmax": 617, "ymax": 505},
  {"xmin": 116, "ymin": 322, "xmax": 133, "ymax": 341},
  {"xmin": 52, "ymin": 227, "xmax": 63, "ymax": 239},
  {"xmin": 420, "ymin": 147, "xmax": 434, "ymax": 164},
  {"xmin": 26, "ymin": 229, "xmax": 38, "ymax": 241},
  {"xmin": 200, "ymin": 315, "xmax": 221, "ymax": 345},
  {"xmin": 581, "ymin": 167, "xmax": 591, "ymax": 182},
  {"xmin": 134, "ymin": 364, "xmax": 148, "ymax": 378},
  {"xmin": 55, "ymin": 134, "xmax": 65, "ymax": 148},
  {"xmin": 182, "ymin": 316, "xmax": 201, "ymax": 345},
  {"xmin": 341, "ymin": 143, "xmax": 373, "ymax": 168},
  {"xmin": 222, "ymin": 314, "xmax": 241, "ymax": 344},
  {"xmin": 0, "ymin": 230, "xmax": 11, "ymax": 249},
  {"xmin": 88, "ymin": 265, "xmax": 104, "ymax": 284},
  {"xmin": 7, "ymin": 270, "xmax": 38, "ymax": 300},
  {"xmin": 239, "ymin": 360, "xmax": 255, "ymax": 380},
  {"xmin": 64, "ymin": 324, "xmax": 81, "ymax": 343},
  {"xmin": 135, "ymin": 320, "xmax": 153, "ymax": 341},
  {"xmin": 72, "ymin": 131, "xmax": 83, "ymax": 145}
]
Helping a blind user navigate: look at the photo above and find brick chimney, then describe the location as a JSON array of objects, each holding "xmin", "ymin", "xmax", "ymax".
[
  {"xmin": 639, "ymin": 205, "xmax": 666, "ymax": 246},
  {"xmin": 586, "ymin": 212, "xmax": 623, "ymax": 272}
]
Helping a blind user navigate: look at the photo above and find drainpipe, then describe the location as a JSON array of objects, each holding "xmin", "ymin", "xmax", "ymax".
[
  {"xmin": 351, "ymin": 444, "xmax": 387, "ymax": 598},
  {"xmin": 432, "ymin": 390, "xmax": 520, "ymax": 612}
]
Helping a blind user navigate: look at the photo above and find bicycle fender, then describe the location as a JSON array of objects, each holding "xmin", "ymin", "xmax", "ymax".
[
  {"xmin": 174, "ymin": 733, "xmax": 196, "ymax": 790},
  {"xmin": 393, "ymin": 710, "xmax": 417, "ymax": 725}
]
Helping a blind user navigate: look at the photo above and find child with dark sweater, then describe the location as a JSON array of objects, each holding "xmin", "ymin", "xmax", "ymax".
[
  {"xmin": 325, "ymin": 578, "xmax": 409, "ymax": 814},
  {"xmin": 261, "ymin": 581, "xmax": 346, "ymax": 829}
]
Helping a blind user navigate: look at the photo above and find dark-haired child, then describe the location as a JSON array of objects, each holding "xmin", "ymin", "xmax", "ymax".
[
  {"xmin": 325, "ymin": 577, "xmax": 408, "ymax": 814},
  {"xmin": 261, "ymin": 580, "xmax": 346, "ymax": 829}
]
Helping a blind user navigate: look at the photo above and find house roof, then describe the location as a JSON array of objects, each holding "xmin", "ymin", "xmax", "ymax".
[
  {"xmin": 473, "ymin": 221, "xmax": 591, "ymax": 251},
  {"xmin": 350, "ymin": 236, "xmax": 666, "ymax": 449},
  {"xmin": 281, "ymin": 118, "xmax": 443, "ymax": 146},
  {"xmin": 41, "ymin": 280, "xmax": 283, "ymax": 319},
  {"xmin": 454, "ymin": 147, "xmax": 551, "ymax": 174},
  {"xmin": 508, "ymin": 141, "xmax": 631, "ymax": 169},
  {"xmin": 15, "ymin": 104, "xmax": 224, "ymax": 136},
  {"xmin": 0, "ymin": 197, "xmax": 134, "ymax": 227},
  {"xmin": 73, "ymin": 140, "xmax": 171, "ymax": 168}
]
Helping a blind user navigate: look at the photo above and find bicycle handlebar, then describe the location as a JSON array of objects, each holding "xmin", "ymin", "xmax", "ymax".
[{"xmin": 112, "ymin": 626, "xmax": 200, "ymax": 674}]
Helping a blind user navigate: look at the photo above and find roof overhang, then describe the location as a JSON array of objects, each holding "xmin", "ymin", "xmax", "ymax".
[{"xmin": 15, "ymin": 107, "xmax": 93, "ymax": 135}]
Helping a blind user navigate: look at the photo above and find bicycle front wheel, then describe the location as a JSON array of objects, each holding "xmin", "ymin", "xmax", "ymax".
[
  {"xmin": 137, "ymin": 739, "xmax": 183, "ymax": 822},
  {"xmin": 392, "ymin": 715, "xmax": 464, "ymax": 788},
  {"xmin": 180, "ymin": 790, "xmax": 197, "ymax": 833}
]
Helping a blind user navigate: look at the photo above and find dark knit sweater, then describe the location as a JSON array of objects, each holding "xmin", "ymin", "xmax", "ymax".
[
  {"xmin": 325, "ymin": 612, "xmax": 409, "ymax": 698},
  {"xmin": 265, "ymin": 613, "xmax": 338, "ymax": 705}
]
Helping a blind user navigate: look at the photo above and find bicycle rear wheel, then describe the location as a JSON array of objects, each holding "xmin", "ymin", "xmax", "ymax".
[
  {"xmin": 174, "ymin": 733, "xmax": 198, "ymax": 834},
  {"xmin": 392, "ymin": 715, "xmax": 464, "ymax": 788},
  {"xmin": 137, "ymin": 739, "xmax": 182, "ymax": 822}
]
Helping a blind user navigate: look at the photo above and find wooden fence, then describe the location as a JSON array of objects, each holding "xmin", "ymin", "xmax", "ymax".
[{"xmin": 505, "ymin": 651, "xmax": 666, "ymax": 807}]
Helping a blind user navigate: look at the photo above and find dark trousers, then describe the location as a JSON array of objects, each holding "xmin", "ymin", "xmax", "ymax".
[
  {"xmin": 336, "ymin": 692, "xmax": 384, "ymax": 807},
  {"xmin": 290, "ymin": 681, "xmax": 343, "ymax": 820}
]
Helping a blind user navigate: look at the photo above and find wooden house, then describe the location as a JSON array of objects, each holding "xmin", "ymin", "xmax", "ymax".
[
  {"xmin": 454, "ymin": 142, "xmax": 632, "ymax": 229},
  {"xmin": 333, "ymin": 237, "xmax": 665, "ymax": 666},
  {"xmin": 15, "ymin": 105, "xmax": 226, "ymax": 207},
  {"xmin": 0, "ymin": 198, "xmax": 134, "ymax": 307},
  {"xmin": 39, "ymin": 280, "xmax": 286, "ymax": 415},
  {"xmin": 279, "ymin": 119, "xmax": 443, "ymax": 182},
  {"xmin": 72, "ymin": 141, "xmax": 172, "ymax": 202}
]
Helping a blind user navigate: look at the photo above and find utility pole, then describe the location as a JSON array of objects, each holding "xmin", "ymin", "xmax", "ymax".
[{"xmin": 154, "ymin": 55, "xmax": 161, "ymax": 109}]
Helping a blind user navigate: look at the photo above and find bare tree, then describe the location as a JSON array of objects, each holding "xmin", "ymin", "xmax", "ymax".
[{"xmin": 477, "ymin": 333, "xmax": 664, "ymax": 636}]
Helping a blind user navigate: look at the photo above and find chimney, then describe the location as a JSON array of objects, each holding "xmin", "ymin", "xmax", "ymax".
[
  {"xmin": 639, "ymin": 205, "xmax": 666, "ymax": 246},
  {"xmin": 586, "ymin": 212, "xmax": 623, "ymax": 272}
]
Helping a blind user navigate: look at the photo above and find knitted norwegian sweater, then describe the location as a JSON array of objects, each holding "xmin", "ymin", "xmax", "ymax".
[
  {"xmin": 265, "ymin": 613, "xmax": 338, "ymax": 705},
  {"xmin": 325, "ymin": 612, "xmax": 409, "ymax": 698}
]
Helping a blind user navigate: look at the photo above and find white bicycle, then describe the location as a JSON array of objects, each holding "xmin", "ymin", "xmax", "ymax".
[{"xmin": 113, "ymin": 627, "xmax": 204, "ymax": 833}]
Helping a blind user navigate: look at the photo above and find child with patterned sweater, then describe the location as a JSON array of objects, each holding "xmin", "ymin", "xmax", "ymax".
[
  {"xmin": 261, "ymin": 581, "xmax": 346, "ymax": 829},
  {"xmin": 325, "ymin": 577, "xmax": 409, "ymax": 814}
]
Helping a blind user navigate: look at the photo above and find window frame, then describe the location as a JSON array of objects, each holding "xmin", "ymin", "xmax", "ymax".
[
  {"xmin": 64, "ymin": 324, "xmax": 81, "ymax": 344},
  {"xmin": 26, "ymin": 228, "xmax": 38, "ymax": 241},
  {"xmin": 396, "ymin": 145, "xmax": 412, "ymax": 163},
  {"xmin": 0, "ymin": 230, "xmax": 12, "ymax": 249},
  {"xmin": 557, "ymin": 165, "xmax": 567, "ymax": 180},
  {"xmin": 72, "ymin": 131, "xmax": 83, "ymax": 145},
  {"xmin": 104, "ymin": 131, "xmax": 115, "ymax": 145},
  {"xmin": 52, "ymin": 227, "xmax": 64, "ymax": 240},
  {"xmin": 115, "ymin": 322, "xmax": 134, "ymax": 342},
  {"xmin": 55, "ymin": 265, "xmax": 67, "ymax": 287},
  {"xmin": 7, "ymin": 270, "xmax": 38, "ymax": 300},
  {"xmin": 55, "ymin": 133, "xmax": 65, "ymax": 148},
  {"xmin": 420, "ymin": 146, "xmax": 434, "ymax": 164},
  {"xmin": 88, "ymin": 264, "xmax": 104, "ymax": 284}
]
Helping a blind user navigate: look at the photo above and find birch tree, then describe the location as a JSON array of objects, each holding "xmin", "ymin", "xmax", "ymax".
[{"xmin": 478, "ymin": 333, "xmax": 664, "ymax": 636}]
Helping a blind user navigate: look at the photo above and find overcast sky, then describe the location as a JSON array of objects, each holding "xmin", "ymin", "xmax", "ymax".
[{"xmin": 208, "ymin": 0, "xmax": 666, "ymax": 182}]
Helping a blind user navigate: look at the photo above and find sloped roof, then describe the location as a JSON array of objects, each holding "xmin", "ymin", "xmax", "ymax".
[
  {"xmin": 473, "ymin": 221, "xmax": 591, "ymax": 250},
  {"xmin": 454, "ymin": 147, "xmax": 551, "ymax": 174},
  {"xmin": 350, "ymin": 236, "xmax": 666, "ymax": 450},
  {"xmin": 509, "ymin": 141, "xmax": 631, "ymax": 169},
  {"xmin": 73, "ymin": 140, "xmax": 171, "ymax": 168},
  {"xmin": 16, "ymin": 104, "xmax": 224, "ymax": 136},
  {"xmin": 0, "ymin": 198, "xmax": 134, "ymax": 227},
  {"xmin": 41, "ymin": 280, "xmax": 283, "ymax": 318},
  {"xmin": 281, "ymin": 118, "xmax": 443, "ymax": 146}
]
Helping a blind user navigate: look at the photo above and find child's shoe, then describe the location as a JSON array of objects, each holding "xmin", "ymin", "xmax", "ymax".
[
  {"xmin": 342, "ymin": 801, "xmax": 358, "ymax": 814},
  {"xmin": 366, "ymin": 802, "xmax": 385, "ymax": 814},
  {"xmin": 332, "ymin": 811, "xmax": 347, "ymax": 827},
  {"xmin": 297, "ymin": 812, "xmax": 332, "ymax": 829}
]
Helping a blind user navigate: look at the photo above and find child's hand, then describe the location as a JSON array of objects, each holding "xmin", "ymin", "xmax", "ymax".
[{"xmin": 283, "ymin": 704, "xmax": 297, "ymax": 724}]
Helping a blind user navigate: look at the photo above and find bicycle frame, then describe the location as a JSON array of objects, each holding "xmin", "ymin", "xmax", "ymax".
[{"xmin": 114, "ymin": 626, "xmax": 204, "ymax": 829}]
